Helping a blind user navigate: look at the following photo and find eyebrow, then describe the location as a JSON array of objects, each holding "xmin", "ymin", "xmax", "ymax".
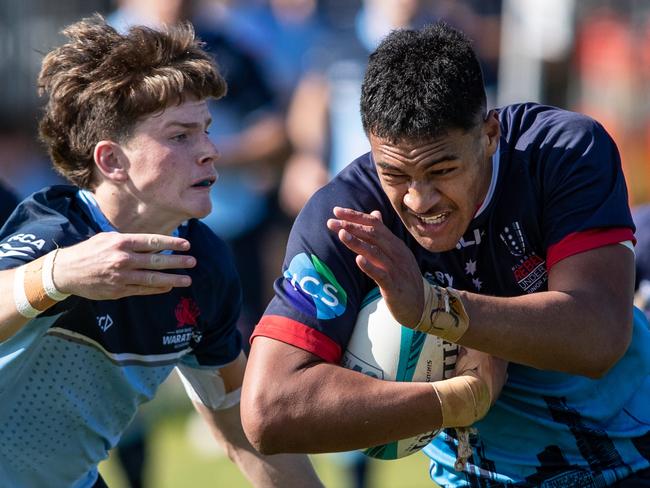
[
  {"xmin": 163, "ymin": 118, "xmax": 212, "ymax": 130},
  {"xmin": 375, "ymin": 154, "xmax": 457, "ymax": 171}
]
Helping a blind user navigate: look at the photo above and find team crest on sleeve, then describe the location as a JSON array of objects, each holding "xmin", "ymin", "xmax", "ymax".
[
  {"xmin": 0, "ymin": 233, "xmax": 46, "ymax": 259},
  {"xmin": 500, "ymin": 221, "xmax": 547, "ymax": 293},
  {"xmin": 282, "ymin": 253, "xmax": 347, "ymax": 319}
]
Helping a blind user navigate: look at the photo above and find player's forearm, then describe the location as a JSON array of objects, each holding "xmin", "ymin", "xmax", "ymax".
[
  {"xmin": 0, "ymin": 252, "xmax": 68, "ymax": 341},
  {"xmin": 194, "ymin": 401, "xmax": 323, "ymax": 487},
  {"xmin": 459, "ymin": 289, "xmax": 632, "ymax": 377},
  {"xmin": 242, "ymin": 359, "xmax": 443, "ymax": 454},
  {"xmin": 0, "ymin": 269, "xmax": 32, "ymax": 341}
]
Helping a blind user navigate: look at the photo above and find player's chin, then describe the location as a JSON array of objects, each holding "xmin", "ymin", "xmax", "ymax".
[
  {"xmin": 187, "ymin": 196, "xmax": 213, "ymax": 218},
  {"xmin": 183, "ymin": 203, "xmax": 212, "ymax": 221},
  {"xmin": 194, "ymin": 206, "xmax": 212, "ymax": 220},
  {"xmin": 414, "ymin": 233, "xmax": 458, "ymax": 253}
]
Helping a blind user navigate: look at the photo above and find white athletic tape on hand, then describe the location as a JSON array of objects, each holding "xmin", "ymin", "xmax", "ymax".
[
  {"xmin": 14, "ymin": 265, "xmax": 42, "ymax": 318},
  {"xmin": 414, "ymin": 277, "xmax": 470, "ymax": 342},
  {"xmin": 431, "ymin": 370, "xmax": 490, "ymax": 429},
  {"xmin": 42, "ymin": 249, "xmax": 70, "ymax": 301}
]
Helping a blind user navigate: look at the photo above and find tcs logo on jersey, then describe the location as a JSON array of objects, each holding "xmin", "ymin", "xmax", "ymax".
[{"xmin": 283, "ymin": 253, "xmax": 347, "ymax": 319}]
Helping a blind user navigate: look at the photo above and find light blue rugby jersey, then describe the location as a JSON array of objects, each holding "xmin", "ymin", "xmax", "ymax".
[
  {"xmin": 0, "ymin": 186, "xmax": 242, "ymax": 487},
  {"xmin": 425, "ymin": 306, "xmax": 650, "ymax": 487}
]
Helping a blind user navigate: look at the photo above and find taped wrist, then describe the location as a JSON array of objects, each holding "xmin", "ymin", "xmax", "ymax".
[
  {"xmin": 431, "ymin": 370, "xmax": 490, "ymax": 428},
  {"xmin": 414, "ymin": 276, "xmax": 469, "ymax": 342},
  {"xmin": 42, "ymin": 249, "xmax": 70, "ymax": 301},
  {"xmin": 13, "ymin": 250, "xmax": 70, "ymax": 319}
]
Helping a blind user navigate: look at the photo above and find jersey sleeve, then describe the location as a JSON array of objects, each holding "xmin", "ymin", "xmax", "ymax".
[
  {"xmin": 251, "ymin": 156, "xmax": 388, "ymax": 363},
  {"xmin": 180, "ymin": 229, "xmax": 243, "ymax": 369},
  {"xmin": 0, "ymin": 194, "xmax": 80, "ymax": 271},
  {"xmin": 532, "ymin": 111, "xmax": 634, "ymax": 268}
]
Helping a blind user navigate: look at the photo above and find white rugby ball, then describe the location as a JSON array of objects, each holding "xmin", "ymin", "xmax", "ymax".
[{"xmin": 341, "ymin": 288, "xmax": 458, "ymax": 460}]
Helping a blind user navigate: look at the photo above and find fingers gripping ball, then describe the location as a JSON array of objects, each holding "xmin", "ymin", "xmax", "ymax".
[{"xmin": 341, "ymin": 288, "xmax": 459, "ymax": 459}]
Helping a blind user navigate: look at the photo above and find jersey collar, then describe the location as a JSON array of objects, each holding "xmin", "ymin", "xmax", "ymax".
[
  {"xmin": 473, "ymin": 144, "xmax": 500, "ymax": 220},
  {"xmin": 76, "ymin": 189, "xmax": 183, "ymax": 254}
]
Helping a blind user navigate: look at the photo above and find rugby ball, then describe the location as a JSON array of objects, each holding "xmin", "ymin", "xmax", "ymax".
[{"xmin": 340, "ymin": 288, "xmax": 458, "ymax": 460}]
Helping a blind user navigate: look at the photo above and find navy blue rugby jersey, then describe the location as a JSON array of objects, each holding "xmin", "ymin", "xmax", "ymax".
[
  {"xmin": 253, "ymin": 104, "xmax": 650, "ymax": 486},
  {"xmin": 0, "ymin": 185, "xmax": 242, "ymax": 488}
]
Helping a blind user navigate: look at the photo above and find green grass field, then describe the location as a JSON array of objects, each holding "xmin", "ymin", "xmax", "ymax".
[{"xmin": 99, "ymin": 411, "xmax": 437, "ymax": 488}]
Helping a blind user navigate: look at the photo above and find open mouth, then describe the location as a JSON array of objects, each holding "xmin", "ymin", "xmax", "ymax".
[
  {"xmin": 191, "ymin": 176, "xmax": 217, "ymax": 188},
  {"xmin": 415, "ymin": 211, "xmax": 450, "ymax": 225}
]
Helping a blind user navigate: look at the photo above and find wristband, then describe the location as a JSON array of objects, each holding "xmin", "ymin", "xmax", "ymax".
[
  {"xmin": 414, "ymin": 277, "xmax": 469, "ymax": 342},
  {"xmin": 42, "ymin": 249, "xmax": 70, "ymax": 301},
  {"xmin": 13, "ymin": 255, "xmax": 58, "ymax": 319},
  {"xmin": 13, "ymin": 265, "xmax": 41, "ymax": 318},
  {"xmin": 430, "ymin": 369, "xmax": 490, "ymax": 428}
]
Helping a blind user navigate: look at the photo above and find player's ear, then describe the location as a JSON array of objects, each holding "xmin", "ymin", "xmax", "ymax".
[
  {"xmin": 482, "ymin": 110, "xmax": 500, "ymax": 156},
  {"xmin": 93, "ymin": 140, "xmax": 128, "ymax": 183}
]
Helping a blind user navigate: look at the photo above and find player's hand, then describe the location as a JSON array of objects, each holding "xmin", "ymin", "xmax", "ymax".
[
  {"xmin": 51, "ymin": 232, "xmax": 195, "ymax": 299},
  {"xmin": 327, "ymin": 206, "xmax": 424, "ymax": 327},
  {"xmin": 454, "ymin": 347, "xmax": 508, "ymax": 406}
]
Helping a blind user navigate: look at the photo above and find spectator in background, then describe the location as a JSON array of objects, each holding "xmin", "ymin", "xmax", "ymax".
[
  {"xmin": 215, "ymin": 0, "xmax": 329, "ymax": 111},
  {"xmin": 0, "ymin": 181, "xmax": 19, "ymax": 226},
  {"xmin": 572, "ymin": 3, "xmax": 650, "ymax": 206},
  {"xmin": 0, "ymin": 128, "xmax": 65, "ymax": 200},
  {"xmin": 426, "ymin": 0, "xmax": 502, "ymax": 105}
]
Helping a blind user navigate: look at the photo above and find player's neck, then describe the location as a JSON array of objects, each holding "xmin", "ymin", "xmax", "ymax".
[{"xmin": 91, "ymin": 186, "xmax": 181, "ymax": 236}]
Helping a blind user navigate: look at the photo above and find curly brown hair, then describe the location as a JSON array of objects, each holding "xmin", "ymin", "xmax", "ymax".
[{"xmin": 38, "ymin": 14, "xmax": 227, "ymax": 189}]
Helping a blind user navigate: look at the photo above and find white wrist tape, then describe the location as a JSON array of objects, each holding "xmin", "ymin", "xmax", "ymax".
[
  {"xmin": 13, "ymin": 265, "xmax": 42, "ymax": 318},
  {"xmin": 414, "ymin": 277, "xmax": 470, "ymax": 342},
  {"xmin": 42, "ymin": 249, "xmax": 70, "ymax": 301}
]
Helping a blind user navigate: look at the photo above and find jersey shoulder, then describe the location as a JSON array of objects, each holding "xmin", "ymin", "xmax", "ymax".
[
  {"xmin": 295, "ymin": 152, "xmax": 397, "ymax": 232},
  {"xmin": 0, "ymin": 186, "xmax": 94, "ymax": 268},
  {"xmin": 497, "ymin": 102, "xmax": 620, "ymax": 182},
  {"xmin": 183, "ymin": 219, "xmax": 240, "ymax": 286},
  {"xmin": 498, "ymin": 103, "xmax": 611, "ymax": 153}
]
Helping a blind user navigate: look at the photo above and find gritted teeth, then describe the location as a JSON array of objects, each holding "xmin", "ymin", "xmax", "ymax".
[{"xmin": 418, "ymin": 211, "xmax": 450, "ymax": 224}]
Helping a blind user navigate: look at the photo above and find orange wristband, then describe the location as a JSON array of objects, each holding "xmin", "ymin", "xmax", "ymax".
[{"xmin": 13, "ymin": 255, "xmax": 58, "ymax": 318}]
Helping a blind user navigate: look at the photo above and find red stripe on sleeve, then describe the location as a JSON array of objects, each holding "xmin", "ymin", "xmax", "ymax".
[
  {"xmin": 546, "ymin": 227, "xmax": 635, "ymax": 270},
  {"xmin": 250, "ymin": 315, "xmax": 342, "ymax": 363}
]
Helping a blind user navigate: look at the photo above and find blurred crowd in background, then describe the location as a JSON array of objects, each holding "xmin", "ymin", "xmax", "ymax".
[{"xmin": 2, "ymin": 1, "xmax": 650, "ymax": 487}]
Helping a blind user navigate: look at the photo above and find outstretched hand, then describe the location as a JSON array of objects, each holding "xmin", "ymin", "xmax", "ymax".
[
  {"xmin": 52, "ymin": 232, "xmax": 196, "ymax": 300},
  {"xmin": 327, "ymin": 206, "xmax": 424, "ymax": 327}
]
